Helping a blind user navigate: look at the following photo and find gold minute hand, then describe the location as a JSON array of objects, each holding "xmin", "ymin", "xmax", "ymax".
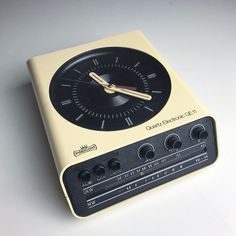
[
  {"xmin": 107, "ymin": 85, "xmax": 152, "ymax": 101},
  {"xmin": 89, "ymin": 72, "xmax": 152, "ymax": 101}
]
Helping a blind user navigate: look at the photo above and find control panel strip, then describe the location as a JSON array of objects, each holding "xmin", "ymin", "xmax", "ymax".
[
  {"xmin": 86, "ymin": 152, "xmax": 208, "ymax": 208},
  {"xmin": 83, "ymin": 141, "xmax": 206, "ymax": 191}
]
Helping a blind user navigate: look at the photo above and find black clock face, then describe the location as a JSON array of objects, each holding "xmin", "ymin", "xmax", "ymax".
[{"xmin": 49, "ymin": 47, "xmax": 171, "ymax": 131}]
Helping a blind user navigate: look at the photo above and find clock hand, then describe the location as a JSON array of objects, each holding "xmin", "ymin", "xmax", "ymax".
[
  {"xmin": 89, "ymin": 72, "xmax": 110, "ymax": 87},
  {"xmin": 64, "ymin": 77, "xmax": 138, "ymax": 91},
  {"xmin": 107, "ymin": 84, "xmax": 152, "ymax": 101},
  {"xmin": 89, "ymin": 72, "xmax": 152, "ymax": 101},
  {"xmin": 114, "ymin": 85, "xmax": 137, "ymax": 90},
  {"xmin": 63, "ymin": 77, "xmax": 137, "ymax": 91}
]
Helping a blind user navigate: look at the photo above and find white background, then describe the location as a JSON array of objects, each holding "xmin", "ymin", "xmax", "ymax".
[{"xmin": 1, "ymin": 1, "xmax": 236, "ymax": 235}]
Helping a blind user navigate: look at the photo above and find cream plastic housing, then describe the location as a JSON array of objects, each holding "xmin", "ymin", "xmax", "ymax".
[{"xmin": 27, "ymin": 31, "xmax": 215, "ymax": 218}]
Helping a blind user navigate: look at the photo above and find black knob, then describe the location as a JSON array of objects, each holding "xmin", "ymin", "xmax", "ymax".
[
  {"xmin": 165, "ymin": 135, "xmax": 182, "ymax": 150},
  {"xmin": 93, "ymin": 164, "xmax": 105, "ymax": 176},
  {"xmin": 138, "ymin": 144, "xmax": 155, "ymax": 160},
  {"xmin": 78, "ymin": 170, "xmax": 90, "ymax": 182},
  {"xmin": 191, "ymin": 126, "xmax": 208, "ymax": 140},
  {"xmin": 108, "ymin": 158, "xmax": 121, "ymax": 171}
]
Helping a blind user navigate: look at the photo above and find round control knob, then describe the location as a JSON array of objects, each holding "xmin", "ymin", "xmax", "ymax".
[
  {"xmin": 93, "ymin": 164, "xmax": 105, "ymax": 176},
  {"xmin": 191, "ymin": 126, "xmax": 208, "ymax": 140},
  {"xmin": 165, "ymin": 135, "xmax": 182, "ymax": 151},
  {"xmin": 138, "ymin": 144, "xmax": 155, "ymax": 160},
  {"xmin": 108, "ymin": 158, "xmax": 121, "ymax": 171},
  {"xmin": 78, "ymin": 170, "xmax": 90, "ymax": 182}
]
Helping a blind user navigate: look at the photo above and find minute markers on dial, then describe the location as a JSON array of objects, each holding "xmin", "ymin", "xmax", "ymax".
[
  {"xmin": 60, "ymin": 84, "xmax": 71, "ymax": 87},
  {"xmin": 101, "ymin": 120, "xmax": 105, "ymax": 130},
  {"xmin": 152, "ymin": 90, "xmax": 162, "ymax": 94},
  {"xmin": 61, "ymin": 99, "xmax": 72, "ymax": 106},
  {"xmin": 75, "ymin": 114, "xmax": 84, "ymax": 121},
  {"xmin": 147, "ymin": 73, "xmax": 157, "ymax": 79},
  {"xmin": 134, "ymin": 61, "xmax": 141, "ymax": 67},
  {"xmin": 73, "ymin": 68, "xmax": 82, "ymax": 74},
  {"xmin": 144, "ymin": 106, "xmax": 154, "ymax": 112}
]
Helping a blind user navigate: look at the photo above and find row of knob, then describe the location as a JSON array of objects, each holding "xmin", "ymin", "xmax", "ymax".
[
  {"xmin": 138, "ymin": 125, "xmax": 208, "ymax": 160},
  {"xmin": 79, "ymin": 158, "xmax": 120, "ymax": 182},
  {"xmin": 79, "ymin": 125, "xmax": 208, "ymax": 182}
]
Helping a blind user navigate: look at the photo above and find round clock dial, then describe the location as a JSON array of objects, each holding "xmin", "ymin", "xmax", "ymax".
[{"xmin": 49, "ymin": 47, "xmax": 171, "ymax": 131}]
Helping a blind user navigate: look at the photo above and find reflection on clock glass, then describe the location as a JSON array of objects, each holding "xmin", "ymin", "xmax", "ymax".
[{"xmin": 49, "ymin": 47, "xmax": 171, "ymax": 131}]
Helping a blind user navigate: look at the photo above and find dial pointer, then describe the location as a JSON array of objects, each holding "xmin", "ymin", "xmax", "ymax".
[
  {"xmin": 89, "ymin": 72, "xmax": 152, "ymax": 101},
  {"xmin": 89, "ymin": 72, "xmax": 110, "ymax": 87},
  {"xmin": 107, "ymin": 85, "xmax": 152, "ymax": 101}
]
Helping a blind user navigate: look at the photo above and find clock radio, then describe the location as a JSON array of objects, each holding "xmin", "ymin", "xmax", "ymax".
[{"xmin": 27, "ymin": 30, "xmax": 218, "ymax": 218}]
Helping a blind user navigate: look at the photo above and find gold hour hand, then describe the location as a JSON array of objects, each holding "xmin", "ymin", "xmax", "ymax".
[{"xmin": 89, "ymin": 72, "xmax": 110, "ymax": 87}]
